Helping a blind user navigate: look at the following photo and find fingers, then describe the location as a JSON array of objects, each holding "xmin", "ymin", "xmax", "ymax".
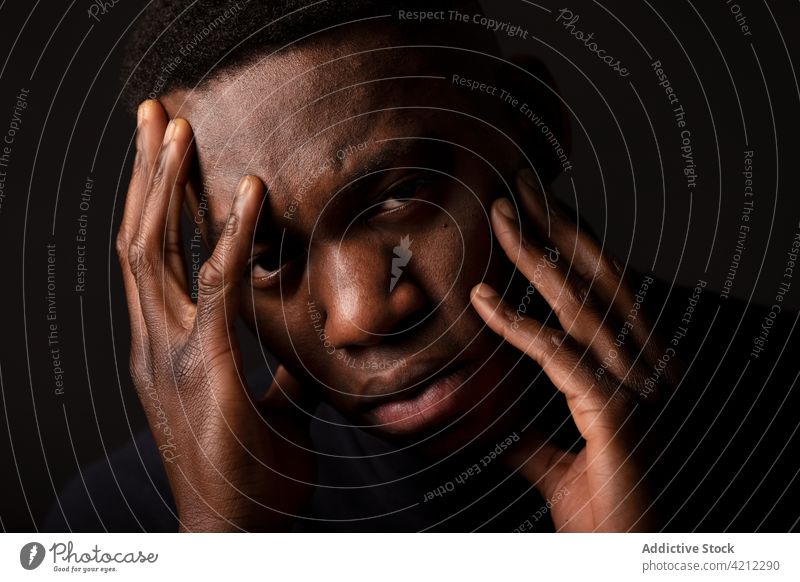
[
  {"xmin": 116, "ymin": 101, "xmax": 169, "ymax": 371},
  {"xmin": 117, "ymin": 104, "xmax": 148, "ymax": 338},
  {"xmin": 471, "ymin": 281, "xmax": 647, "ymax": 525},
  {"xmin": 514, "ymin": 172, "xmax": 661, "ymax": 358},
  {"xmin": 118, "ymin": 99, "xmax": 266, "ymax": 381},
  {"xmin": 476, "ymin": 171, "xmax": 662, "ymax": 530},
  {"xmin": 470, "ymin": 283, "xmax": 628, "ymax": 436},
  {"xmin": 128, "ymin": 110, "xmax": 196, "ymax": 331},
  {"xmin": 490, "ymin": 193, "xmax": 628, "ymax": 364},
  {"xmin": 475, "ymin": 165, "xmax": 663, "ymax": 404},
  {"xmin": 518, "ymin": 169, "xmax": 626, "ymax": 303},
  {"xmin": 195, "ymin": 175, "xmax": 265, "ymax": 342},
  {"xmin": 490, "ymin": 171, "xmax": 663, "ymax": 383},
  {"xmin": 471, "ymin": 283, "xmax": 597, "ymax": 396},
  {"xmin": 163, "ymin": 123, "xmax": 195, "ymax": 294}
]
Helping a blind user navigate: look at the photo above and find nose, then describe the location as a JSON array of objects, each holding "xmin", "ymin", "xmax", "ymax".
[{"xmin": 312, "ymin": 239, "xmax": 427, "ymax": 348}]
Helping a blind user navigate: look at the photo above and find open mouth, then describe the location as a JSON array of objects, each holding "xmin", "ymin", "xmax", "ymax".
[{"xmin": 362, "ymin": 361, "xmax": 474, "ymax": 435}]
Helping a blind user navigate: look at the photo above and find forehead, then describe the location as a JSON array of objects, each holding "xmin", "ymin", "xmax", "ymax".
[{"xmin": 169, "ymin": 33, "xmax": 474, "ymax": 204}]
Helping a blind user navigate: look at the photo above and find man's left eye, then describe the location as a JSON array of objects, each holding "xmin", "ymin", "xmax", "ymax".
[{"xmin": 375, "ymin": 176, "xmax": 430, "ymax": 214}]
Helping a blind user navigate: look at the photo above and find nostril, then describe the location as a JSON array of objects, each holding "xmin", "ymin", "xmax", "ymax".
[
  {"xmin": 392, "ymin": 306, "xmax": 430, "ymax": 336},
  {"xmin": 339, "ymin": 306, "xmax": 433, "ymax": 357},
  {"xmin": 337, "ymin": 307, "xmax": 430, "ymax": 348}
]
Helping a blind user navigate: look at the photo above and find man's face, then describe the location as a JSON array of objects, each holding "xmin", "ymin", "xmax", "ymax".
[{"xmin": 162, "ymin": 27, "xmax": 542, "ymax": 450}]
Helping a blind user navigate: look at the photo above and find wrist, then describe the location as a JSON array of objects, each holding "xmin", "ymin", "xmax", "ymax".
[{"xmin": 177, "ymin": 498, "xmax": 294, "ymax": 532}]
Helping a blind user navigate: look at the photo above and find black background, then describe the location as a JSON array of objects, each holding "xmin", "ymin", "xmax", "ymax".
[{"xmin": 1, "ymin": 0, "xmax": 799, "ymax": 531}]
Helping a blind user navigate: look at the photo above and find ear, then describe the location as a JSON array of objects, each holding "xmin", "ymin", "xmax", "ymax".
[{"xmin": 500, "ymin": 54, "xmax": 572, "ymax": 184}]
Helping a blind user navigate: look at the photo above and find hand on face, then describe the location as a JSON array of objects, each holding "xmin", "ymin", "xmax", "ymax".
[
  {"xmin": 470, "ymin": 169, "xmax": 676, "ymax": 532},
  {"xmin": 119, "ymin": 99, "xmax": 672, "ymax": 532},
  {"xmin": 117, "ymin": 100, "xmax": 316, "ymax": 532}
]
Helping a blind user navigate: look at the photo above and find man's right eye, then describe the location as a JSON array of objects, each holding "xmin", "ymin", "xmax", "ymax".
[{"xmin": 247, "ymin": 247, "xmax": 297, "ymax": 287}]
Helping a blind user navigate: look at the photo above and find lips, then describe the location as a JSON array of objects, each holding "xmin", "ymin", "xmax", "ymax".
[{"xmin": 361, "ymin": 361, "xmax": 474, "ymax": 435}]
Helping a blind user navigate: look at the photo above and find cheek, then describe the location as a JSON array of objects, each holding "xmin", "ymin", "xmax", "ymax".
[{"xmin": 411, "ymin": 203, "xmax": 493, "ymax": 314}]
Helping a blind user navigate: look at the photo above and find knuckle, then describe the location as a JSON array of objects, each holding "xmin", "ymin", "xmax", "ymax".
[
  {"xmin": 568, "ymin": 281, "xmax": 592, "ymax": 306},
  {"xmin": 544, "ymin": 327, "xmax": 568, "ymax": 352},
  {"xmin": 128, "ymin": 229, "xmax": 165, "ymax": 278},
  {"xmin": 127, "ymin": 236, "xmax": 154, "ymax": 278},
  {"xmin": 197, "ymin": 258, "xmax": 226, "ymax": 294},
  {"xmin": 552, "ymin": 296, "xmax": 574, "ymax": 322},
  {"xmin": 519, "ymin": 323, "xmax": 564, "ymax": 358},
  {"xmin": 554, "ymin": 281, "xmax": 596, "ymax": 324},
  {"xmin": 115, "ymin": 231, "xmax": 130, "ymax": 264}
]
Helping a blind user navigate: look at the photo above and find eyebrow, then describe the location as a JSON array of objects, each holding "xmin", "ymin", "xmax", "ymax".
[
  {"xmin": 332, "ymin": 136, "xmax": 448, "ymax": 199},
  {"xmin": 208, "ymin": 135, "xmax": 450, "ymax": 242}
]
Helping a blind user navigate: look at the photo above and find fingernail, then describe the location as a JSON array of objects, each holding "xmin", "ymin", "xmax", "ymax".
[
  {"xmin": 162, "ymin": 120, "xmax": 175, "ymax": 145},
  {"xmin": 237, "ymin": 175, "xmax": 253, "ymax": 197},
  {"xmin": 495, "ymin": 197, "xmax": 517, "ymax": 222},
  {"xmin": 472, "ymin": 283, "xmax": 497, "ymax": 300},
  {"xmin": 519, "ymin": 168, "xmax": 537, "ymax": 189}
]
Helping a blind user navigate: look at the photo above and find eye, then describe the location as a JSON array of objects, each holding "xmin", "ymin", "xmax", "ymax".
[
  {"xmin": 247, "ymin": 243, "xmax": 301, "ymax": 287},
  {"xmin": 247, "ymin": 252, "xmax": 281, "ymax": 285},
  {"xmin": 374, "ymin": 176, "xmax": 431, "ymax": 215}
]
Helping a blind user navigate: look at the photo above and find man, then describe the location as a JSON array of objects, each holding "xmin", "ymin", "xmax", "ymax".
[{"xmin": 48, "ymin": 0, "xmax": 799, "ymax": 532}]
